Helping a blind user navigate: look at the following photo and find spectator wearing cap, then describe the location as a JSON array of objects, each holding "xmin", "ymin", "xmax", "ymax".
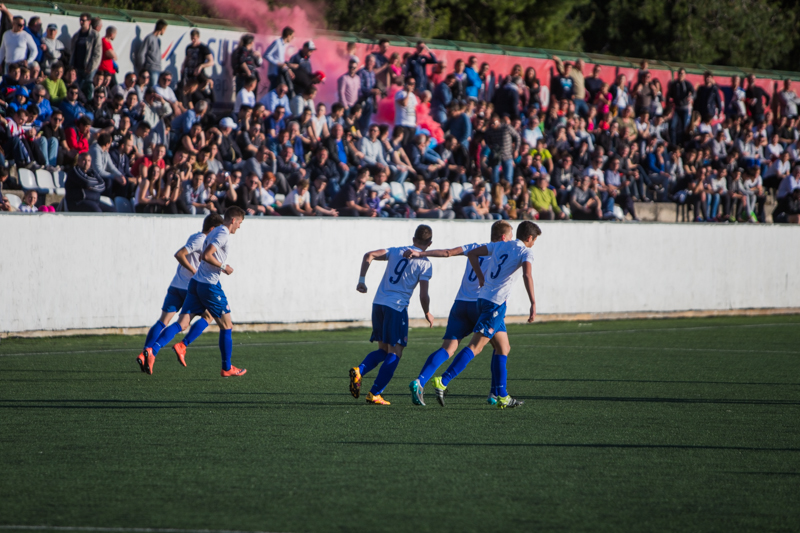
[
  {"xmin": 212, "ymin": 117, "xmax": 244, "ymax": 170},
  {"xmin": 406, "ymin": 41, "xmax": 437, "ymax": 91},
  {"xmin": 136, "ymin": 19, "xmax": 167, "ymax": 87},
  {"xmin": 264, "ymin": 26, "xmax": 295, "ymax": 89},
  {"xmin": 338, "ymin": 59, "xmax": 361, "ymax": 113},
  {"xmin": 70, "ymin": 13, "xmax": 103, "ymax": 95},
  {"xmin": 181, "ymin": 29, "xmax": 213, "ymax": 85},
  {"xmin": 289, "ymin": 40, "xmax": 315, "ymax": 75},
  {"xmin": 41, "ymin": 24, "xmax": 63, "ymax": 75},
  {"xmin": 261, "ymin": 82, "xmax": 291, "ymax": 115},
  {"xmin": 0, "ymin": 14, "xmax": 38, "ymax": 72},
  {"xmin": 65, "ymin": 151, "xmax": 116, "ymax": 212}
]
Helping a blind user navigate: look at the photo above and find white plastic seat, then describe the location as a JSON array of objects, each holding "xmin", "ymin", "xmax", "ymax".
[
  {"xmin": 451, "ymin": 182, "xmax": 464, "ymax": 202},
  {"xmin": 18, "ymin": 168, "xmax": 38, "ymax": 190},
  {"xmin": 390, "ymin": 181, "xmax": 407, "ymax": 202},
  {"xmin": 35, "ymin": 169, "xmax": 57, "ymax": 193},
  {"xmin": 403, "ymin": 181, "xmax": 415, "ymax": 196},
  {"xmin": 6, "ymin": 194, "xmax": 21, "ymax": 209},
  {"xmin": 274, "ymin": 193, "xmax": 286, "ymax": 204},
  {"xmin": 53, "ymin": 170, "xmax": 67, "ymax": 188},
  {"xmin": 463, "ymin": 182, "xmax": 474, "ymax": 194}
]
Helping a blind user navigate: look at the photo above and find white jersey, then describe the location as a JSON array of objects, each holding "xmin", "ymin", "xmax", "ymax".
[
  {"xmin": 169, "ymin": 231, "xmax": 206, "ymax": 290},
  {"xmin": 454, "ymin": 243, "xmax": 492, "ymax": 302},
  {"xmin": 477, "ymin": 239, "xmax": 534, "ymax": 305},
  {"xmin": 194, "ymin": 225, "xmax": 230, "ymax": 285},
  {"xmin": 373, "ymin": 246, "xmax": 433, "ymax": 312}
]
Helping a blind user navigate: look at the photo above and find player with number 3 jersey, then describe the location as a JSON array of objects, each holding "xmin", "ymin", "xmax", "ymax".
[{"xmin": 348, "ymin": 225, "xmax": 435, "ymax": 406}]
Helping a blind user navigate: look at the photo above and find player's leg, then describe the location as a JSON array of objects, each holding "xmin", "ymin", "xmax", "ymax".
[
  {"xmin": 410, "ymin": 338, "xmax": 458, "ymax": 406},
  {"xmin": 350, "ymin": 304, "xmax": 390, "ymax": 398},
  {"xmin": 144, "ymin": 313, "xmax": 193, "ymax": 374},
  {"xmin": 173, "ymin": 310, "xmax": 213, "ymax": 365},
  {"xmin": 212, "ymin": 312, "xmax": 243, "ymax": 377},
  {"xmin": 366, "ymin": 307, "xmax": 408, "ymax": 405},
  {"xmin": 489, "ymin": 331, "xmax": 522, "ymax": 409},
  {"xmin": 137, "ymin": 287, "xmax": 184, "ymax": 370}
]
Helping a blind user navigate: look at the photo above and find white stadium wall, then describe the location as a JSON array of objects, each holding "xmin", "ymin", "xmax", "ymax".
[{"xmin": 1, "ymin": 216, "xmax": 798, "ymax": 335}]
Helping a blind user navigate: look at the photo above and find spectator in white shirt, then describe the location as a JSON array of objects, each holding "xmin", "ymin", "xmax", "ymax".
[
  {"xmin": 765, "ymin": 151, "xmax": 791, "ymax": 193},
  {"xmin": 766, "ymin": 133, "xmax": 784, "ymax": 159},
  {"xmin": 234, "ymin": 75, "xmax": 257, "ymax": 115},
  {"xmin": 394, "ymin": 77, "xmax": 418, "ymax": 144},
  {"xmin": 279, "ymin": 179, "xmax": 313, "ymax": 216},
  {"xmin": 0, "ymin": 14, "xmax": 38, "ymax": 71},
  {"xmin": 358, "ymin": 124, "xmax": 388, "ymax": 173},
  {"xmin": 154, "ymin": 72, "xmax": 184, "ymax": 115},
  {"xmin": 779, "ymin": 79, "xmax": 800, "ymax": 119}
]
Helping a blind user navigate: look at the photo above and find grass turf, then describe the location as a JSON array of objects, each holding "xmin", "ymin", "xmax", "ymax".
[{"xmin": 1, "ymin": 315, "xmax": 799, "ymax": 533}]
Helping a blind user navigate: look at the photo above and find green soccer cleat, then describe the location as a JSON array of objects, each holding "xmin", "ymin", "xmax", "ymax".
[
  {"xmin": 496, "ymin": 395, "xmax": 524, "ymax": 409},
  {"xmin": 432, "ymin": 376, "xmax": 447, "ymax": 407},
  {"xmin": 487, "ymin": 394, "xmax": 498, "ymax": 405},
  {"xmin": 409, "ymin": 379, "xmax": 425, "ymax": 406}
]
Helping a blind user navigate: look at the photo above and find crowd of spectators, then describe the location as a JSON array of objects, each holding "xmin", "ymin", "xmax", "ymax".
[{"xmin": 0, "ymin": 6, "xmax": 799, "ymax": 223}]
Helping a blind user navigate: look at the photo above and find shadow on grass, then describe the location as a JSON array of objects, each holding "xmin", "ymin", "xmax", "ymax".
[{"xmin": 335, "ymin": 441, "xmax": 800, "ymax": 452}]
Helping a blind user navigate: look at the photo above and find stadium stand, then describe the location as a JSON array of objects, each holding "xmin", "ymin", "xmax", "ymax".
[{"xmin": 0, "ymin": 4, "xmax": 799, "ymax": 224}]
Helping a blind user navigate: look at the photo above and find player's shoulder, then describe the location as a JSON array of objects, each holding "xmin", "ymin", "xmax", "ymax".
[
  {"xmin": 187, "ymin": 231, "xmax": 206, "ymax": 245},
  {"xmin": 461, "ymin": 242, "xmax": 484, "ymax": 254}
]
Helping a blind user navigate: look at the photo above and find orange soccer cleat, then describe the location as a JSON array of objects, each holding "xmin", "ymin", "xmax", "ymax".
[
  {"xmin": 366, "ymin": 392, "xmax": 391, "ymax": 405},
  {"xmin": 173, "ymin": 342, "xmax": 187, "ymax": 367},
  {"xmin": 144, "ymin": 348, "xmax": 155, "ymax": 375},
  {"xmin": 136, "ymin": 352, "xmax": 146, "ymax": 373},
  {"xmin": 221, "ymin": 365, "xmax": 247, "ymax": 377}
]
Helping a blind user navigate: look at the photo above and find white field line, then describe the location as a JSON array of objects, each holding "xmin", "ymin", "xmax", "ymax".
[
  {"xmin": 0, "ymin": 526, "xmax": 286, "ymax": 533},
  {"xmin": 0, "ymin": 322, "xmax": 797, "ymax": 358}
]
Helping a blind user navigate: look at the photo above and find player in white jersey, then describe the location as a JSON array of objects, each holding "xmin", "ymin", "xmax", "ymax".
[
  {"xmin": 404, "ymin": 221, "xmax": 512, "ymax": 406},
  {"xmin": 348, "ymin": 225, "xmax": 435, "ymax": 405},
  {"xmin": 461, "ymin": 221, "xmax": 541, "ymax": 408},
  {"xmin": 143, "ymin": 206, "xmax": 248, "ymax": 377},
  {"xmin": 136, "ymin": 214, "xmax": 222, "ymax": 373}
]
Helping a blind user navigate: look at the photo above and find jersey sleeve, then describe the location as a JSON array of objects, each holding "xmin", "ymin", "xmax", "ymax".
[
  {"xmin": 185, "ymin": 233, "xmax": 206, "ymax": 254},
  {"xmin": 523, "ymin": 247, "xmax": 535, "ymax": 265},
  {"xmin": 418, "ymin": 260, "xmax": 433, "ymax": 281},
  {"xmin": 460, "ymin": 242, "xmax": 481, "ymax": 255},
  {"xmin": 205, "ymin": 229, "xmax": 228, "ymax": 253},
  {"xmin": 484, "ymin": 241, "xmax": 497, "ymax": 256}
]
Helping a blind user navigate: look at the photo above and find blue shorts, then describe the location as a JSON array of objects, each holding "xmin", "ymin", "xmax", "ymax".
[
  {"xmin": 182, "ymin": 279, "xmax": 230, "ymax": 319},
  {"xmin": 443, "ymin": 300, "xmax": 481, "ymax": 340},
  {"xmin": 161, "ymin": 286, "xmax": 188, "ymax": 313},
  {"xmin": 370, "ymin": 304, "xmax": 408, "ymax": 347},
  {"xmin": 473, "ymin": 299, "xmax": 507, "ymax": 339}
]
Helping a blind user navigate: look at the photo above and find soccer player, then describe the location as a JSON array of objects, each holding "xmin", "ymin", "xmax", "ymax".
[
  {"xmin": 445, "ymin": 221, "xmax": 540, "ymax": 408},
  {"xmin": 349, "ymin": 224, "xmax": 435, "ymax": 405},
  {"xmin": 406, "ymin": 220, "xmax": 512, "ymax": 406},
  {"xmin": 136, "ymin": 214, "xmax": 223, "ymax": 372},
  {"xmin": 142, "ymin": 206, "xmax": 248, "ymax": 377}
]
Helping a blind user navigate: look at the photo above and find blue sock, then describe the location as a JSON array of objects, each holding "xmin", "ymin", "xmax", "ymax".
[
  {"xmin": 489, "ymin": 351, "xmax": 498, "ymax": 396},
  {"xmin": 151, "ymin": 322, "xmax": 182, "ymax": 356},
  {"xmin": 417, "ymin": 348, "xmax": 450, "ymax": 386},
  {"xmin": 370, "ymin": 353, "xmax": 400, "ymax": 395},
  {"xmin": 219, "ymin": 329, "xmax": 233, "ymax": 370},
  {"xmin": 441, "ymin": 347, "xmax": 475, "ymax": 387},
  {"xmin": 358, "ymin": 349, "xmax": 387, "ymax": 376},
  {"xmin": 182, "ymin": 318, "xmax": 208, "ymax": 346},
  {"xmin": 144, "ymin": 321, "xmax": 166, "ymax": 350},
  {"xmin": 494, "ymin": 354, "xmax": 508, "ymax": 397}
]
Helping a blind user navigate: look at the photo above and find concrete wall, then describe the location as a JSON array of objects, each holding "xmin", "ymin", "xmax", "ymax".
[{"xmin": 1, "ymin": 215, "xmax": 798, "ymax": 334}]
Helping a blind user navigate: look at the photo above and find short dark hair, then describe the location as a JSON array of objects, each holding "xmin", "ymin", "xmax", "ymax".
[
  {"xmin": 516, "ymin": 221, "xmax": 542, "ymax": 241},
  {"xmin": 97, "ymin": 133, "xmax": 112, "ymax": 147},
  {"xmin": 331, "ymin": 102, "xmax": 344, "ymax": 114},
  {"xmin": 155, "ymin": 19, "xmax": 168, "ymax": 32},
  {"xmin": 203, "ymin": 213, "xmax": 224, "ymax": 233},
  {"xmin": 282, "ymin": 26, "xmax": 294, "ymax": 38},
  {"xmin": 76, "ymin": 116, "xmax": 93, "ymax": 127},
  {"xmin": 414, "ymin": 224, "xmax": 433, "ymax": 244},
  {"xmin": 190, "ymin": 29, "xmax": 200, "ymax": 38},
  {"xmin": 379, "ymin": 38, "xmax": 390, "ymax": 46},
  {"xmin": 91, "ymin": 17, "xmax": 102, "ymax": 30},
  {"xmin": 51, "ymin": 61, "xmax": 64, "ymax": 71},
  {"xmin": 79, "ymin": 12, "xmax": 91, "ymax": 21},
  {"xmin": 225, "ymin": 205, "xmax": 246, "ymax": 221}
]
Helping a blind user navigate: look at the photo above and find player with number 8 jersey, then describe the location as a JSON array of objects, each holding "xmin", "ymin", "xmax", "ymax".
[{"xmin": 349, "ymin": 225, "xmax": 435, "ymax": 405}]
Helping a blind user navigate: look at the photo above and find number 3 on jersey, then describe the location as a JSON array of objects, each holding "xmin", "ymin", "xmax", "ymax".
[
  {"xmin": 468, "ymin": 257, "xmax": 486, "ymax": 282},
  {"xmin": 490, "ymin": 254, "xmax": 509, "ymax": 279},
  {"xmin": 389, "ymin": 258, "xmax": 409, "ymax": 284}
]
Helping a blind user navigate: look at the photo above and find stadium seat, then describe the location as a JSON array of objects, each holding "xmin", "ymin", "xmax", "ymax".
[
  {"xmin": 112, "ymin": 196, "xmax": 132, "ymax": 213},
  {"xmin": 275, "ymin": 194, "xmax": 286, "ymax": 204},
  {"xmin": 390, "ymin": 181, "xmax": 407, "ymax": 202},
  {"xmin": 451, "ymin": 182, "xmax": 464, "ymax": 202},
  {"xmin": 35, "ymin": 169, "xmax": 57, "ymax": 194},
  {"xmin": 403, "ymin": 182, "xmax": 415, "ymax": 197},
  {"xmin": 53, "ymin": 170, "xmax": 67, "ymax": 188},
  {"xmin": 462, "ymin": 183, "xmax": 474, "ymax": 195},
  {"xmin": 6, "ymin": 194, "xmax": 21, "ymax": 210},
  {"xmin": 17, "ymin": 168, "xmax": 38, "ymax": 191}
]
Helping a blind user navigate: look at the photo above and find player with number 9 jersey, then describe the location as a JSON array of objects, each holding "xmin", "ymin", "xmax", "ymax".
[{"xmin": 349, "ymin": 225, "xmax": 435, "ymax": 406}]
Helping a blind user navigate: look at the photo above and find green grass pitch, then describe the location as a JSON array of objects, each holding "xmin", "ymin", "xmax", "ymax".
[{"xmin": 1, "ymin": 315, "xmax": 799, "ymax": 533}]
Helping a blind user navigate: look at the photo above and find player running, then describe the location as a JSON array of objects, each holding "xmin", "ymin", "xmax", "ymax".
[
  {"xmin": 442, "ymin": 221, "xmax": 540, "ymax": 408},
  {"xmin": 406, "ymin": 220, "xmax": 512, "ymax": 406},
  {"xmin": 349, "ymin": 224, "xmax": 435, "ymax": 405},
  {"xmin": 142, "ymin": 206, "xmax": 248, "ymax": 377},
  {"xmin": 136, "ymin": 214, "xmax": 223, "ymax": 372}
]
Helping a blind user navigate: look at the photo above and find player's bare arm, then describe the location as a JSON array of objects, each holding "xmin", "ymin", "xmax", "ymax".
[
  {"xmin": 466, "ymin": 245, "xmax": 489, "ymax": 287},
  {"xmin": 403, "ymin": 246, "xmax": 463, "ymax": 259},
  {"xmin": 174, "ymin": 248, "xmax": 197, "ymax": 275},
  {"xmin": 202, "ymin": 245, "xmax": 233, "ymax": 275},
  {"xmin": 522, "ymin": 261, "xmax": 536, "ymax": 323},
  {"xmin": 357, "ymin": 249, "xmax": 388, "ymax": 293},
  {"xmin": 418, "ymin": 280, "xmax": 434, "ymax": 327}
]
